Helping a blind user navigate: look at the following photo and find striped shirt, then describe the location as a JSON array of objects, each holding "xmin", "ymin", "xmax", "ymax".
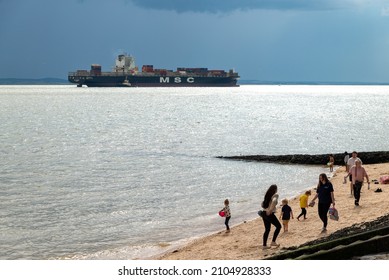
[{"xmin": 222, "ymin": 205, "xmax": 231, "ymax": 217}]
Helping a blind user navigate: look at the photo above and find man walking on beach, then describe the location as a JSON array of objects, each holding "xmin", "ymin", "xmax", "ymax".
[
  {"xmin": 347, "ymin": 151, "xmax": 362, "ymax": 195},
  {"xmin": 347, "ymin": 159, "xmax": 370, "ymax": 206}
]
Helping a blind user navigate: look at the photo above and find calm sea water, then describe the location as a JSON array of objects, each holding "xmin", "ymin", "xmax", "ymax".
[{"xmin": 1, "ymin": 85, "xmax": 388, "ymax": 259}]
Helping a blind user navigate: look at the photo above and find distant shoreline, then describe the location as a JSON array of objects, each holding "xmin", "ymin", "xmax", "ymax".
[
  {"xmin": 1, "ymin": 78, "xmax": 389, "ymax": 86},
  {"xmin": 239, "ymin": 80, "xmax": 389, "ymax": 86},
  {"xmin": 0, "ymin": 78, "xmax": 69, "ymax": 85}
]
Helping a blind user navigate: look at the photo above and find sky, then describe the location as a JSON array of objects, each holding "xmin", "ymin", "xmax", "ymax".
[{"xmin": 1, "ymin": 0, "xmax": 389, "ymax": 83}]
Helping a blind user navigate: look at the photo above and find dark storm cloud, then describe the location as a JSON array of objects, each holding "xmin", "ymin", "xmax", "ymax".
[{"xmin": 128, "ymin": 0, "xmax": 347, "ymax": 13}]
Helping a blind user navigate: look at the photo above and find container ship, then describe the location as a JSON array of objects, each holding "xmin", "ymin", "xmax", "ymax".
[{"xmin": 68, "ymin": 54, "xmax": 239, "ymax": 87}]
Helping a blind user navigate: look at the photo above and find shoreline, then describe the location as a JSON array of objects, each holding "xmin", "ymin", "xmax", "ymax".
[{"xmin": 157, "ymin": 163, "xmax": 389, "ymax": 260}]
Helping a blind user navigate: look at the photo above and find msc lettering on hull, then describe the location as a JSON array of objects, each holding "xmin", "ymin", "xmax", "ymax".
[{"xmin": 160, "ymin": 77, "xmax": 195, "ymax": 83}]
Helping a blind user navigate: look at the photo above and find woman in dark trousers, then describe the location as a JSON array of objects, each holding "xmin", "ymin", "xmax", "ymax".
[
  {"xmin": 310, "ymin": 173, "xmax": 336, "ymax": 232},
  {"xmin": 260, "ymin": 184, "xmax": 282, "ymax": 249}
]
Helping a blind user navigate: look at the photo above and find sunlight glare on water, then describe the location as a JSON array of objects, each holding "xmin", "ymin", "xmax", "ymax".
[{"xmin": 1, "ymin": 85, "xmax": 388, "ymax": 259}]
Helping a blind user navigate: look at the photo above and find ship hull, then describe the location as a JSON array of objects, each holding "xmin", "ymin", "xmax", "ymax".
[{"xmin": 68, "ymin": 74, "xmax": 239, "ymax": 87}]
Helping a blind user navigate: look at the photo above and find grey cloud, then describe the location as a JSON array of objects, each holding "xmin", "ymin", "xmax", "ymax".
[{"xmin": 128, "ymin": 0, "xmax": 347, "ymax": 13}]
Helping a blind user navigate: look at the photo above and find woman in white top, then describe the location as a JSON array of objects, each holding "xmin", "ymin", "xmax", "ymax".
[{"xmin": 260, "ymin": 184, "xmax": 282, "ymax": 249}]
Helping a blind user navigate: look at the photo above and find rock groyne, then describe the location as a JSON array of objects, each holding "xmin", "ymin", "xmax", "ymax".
[{"xmin": 217, "ymin": 151, "xmax": 389, "ymax": 165}]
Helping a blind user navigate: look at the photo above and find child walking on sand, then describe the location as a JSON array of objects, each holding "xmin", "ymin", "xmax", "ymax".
[
  {"xmin": 220, "ymin": 199, "xmax": 231, "ymax": 233},
  {"xmin": 297, "ymin": 190, "xmax": 311, "ymax": 221},
  {"xmin": 280, "ymin": 198, "xmax": 293, "ymax": 232}
]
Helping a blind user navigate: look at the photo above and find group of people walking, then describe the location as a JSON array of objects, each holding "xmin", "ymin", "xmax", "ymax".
[
  {"xmin": 220, "ymin": 150, "xmax": 370, "ymax": 250},
  {"xmin": 257, "ymin": 173, "xmax": 335, "ymax": 248}
]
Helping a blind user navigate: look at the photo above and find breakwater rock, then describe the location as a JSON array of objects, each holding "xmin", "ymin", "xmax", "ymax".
[
  {"xmin": 217, "ymin": 151, "xmax": 389, "ymax": 165},
  {"xmin": 265, "ymin": 213, "xmax": 389, "ymax": 260}
]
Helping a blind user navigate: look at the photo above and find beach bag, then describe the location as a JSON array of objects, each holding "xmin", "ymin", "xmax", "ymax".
[
  {"xmin": 218, "ymin": 211, "xmax": 225, "ymax": 217},
  {"xmin": 328, "ymin": 207, "xmax": 339, "ymax": 221}
]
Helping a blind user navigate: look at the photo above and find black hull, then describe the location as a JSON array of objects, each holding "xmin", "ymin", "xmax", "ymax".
[{"xmin": 68, "ymin": 75, "xmax": 239, "ymax": 87}]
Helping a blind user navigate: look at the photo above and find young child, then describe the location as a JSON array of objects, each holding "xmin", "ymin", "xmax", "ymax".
[
  {"xmin": 221, "ymin": 199, "xmax": 231, "ymax": 233},
  {"xmin": 297, "ymin": 190, "xmax": 311, "ymax": 221},
  {"xmin": 279, "ymin": 198, "xmax": 293, "ymax": 232}
]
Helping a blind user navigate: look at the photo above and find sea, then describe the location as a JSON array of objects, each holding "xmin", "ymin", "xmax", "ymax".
[{"xmin": 1, "ymin": 84, "xmax": 388, "ymax": 260}]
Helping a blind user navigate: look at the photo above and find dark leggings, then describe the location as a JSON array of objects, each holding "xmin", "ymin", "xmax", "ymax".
[
  {"xmin": 262, "ymin": 213, "xmax": 282, "ymax": 246},
  {"xmin": 318, "ymin": 202, "xmax": 331, "ymax": 228},
  {"xmin": 297, "ymin": 208, "xmax": 307, "ymax": 219},
  {"xmin": 225, "ymin": 216, "xmax": 231, "ymax": 230},
  {"xmin": 353, "ymin": 183, "xmax": 362, "ymax": 203}
]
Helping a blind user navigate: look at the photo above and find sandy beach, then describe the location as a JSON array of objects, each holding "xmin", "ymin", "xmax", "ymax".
[{"xmin": 158, "ymin": 163, "xmax": 389, "ymax": 260}]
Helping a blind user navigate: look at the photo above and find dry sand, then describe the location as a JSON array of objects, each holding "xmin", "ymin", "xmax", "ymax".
[{"xmin": 158, "ymin": 163, "xmax": 389, "ymax": 260}]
